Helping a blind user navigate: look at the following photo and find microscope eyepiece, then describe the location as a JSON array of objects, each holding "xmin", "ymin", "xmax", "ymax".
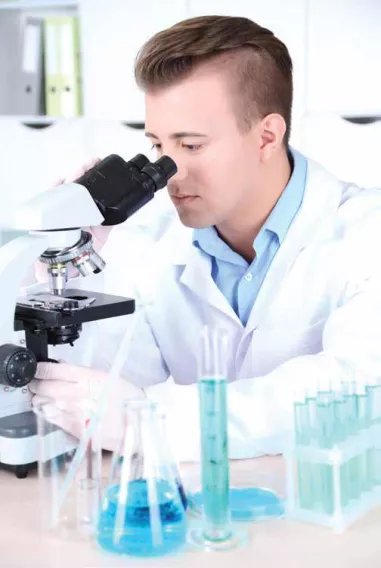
[
  {"xmin": 128, "ymin": 153, "xmax": 150, "ymax": 170},
  {"xmin": 141, "ymin": 156, "xmax": 177, "ymax": 191},
  {"xmin": 155, "ymin": 155, "xmax": 178, "ymax": 179},
  {"xmin": 74, "ymin": 152, "xmax": 178, "ymax": 226}
]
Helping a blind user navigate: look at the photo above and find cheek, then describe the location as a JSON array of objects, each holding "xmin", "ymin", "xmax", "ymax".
[{"xmin": 198, "ymin": 150, "xmax": 244, "ymax": 196}]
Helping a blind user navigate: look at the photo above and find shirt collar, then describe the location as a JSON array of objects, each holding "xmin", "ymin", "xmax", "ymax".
[
  {"xmin": 262, "ymin": 148, "xmax": 307, "ymax": 243},
  {"xmin": 192, "ymin": 147, "xmax": 307, "ymax": 257}
]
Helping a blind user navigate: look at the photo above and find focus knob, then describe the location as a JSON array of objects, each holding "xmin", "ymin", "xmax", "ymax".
[{"xmin": 0, "ymin": 344, "xmax": 37, "ymax": 387}]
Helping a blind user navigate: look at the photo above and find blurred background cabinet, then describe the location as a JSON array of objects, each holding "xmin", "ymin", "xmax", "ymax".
[
  {"xmin": 306, "ymin": 0, "xmax": 381, "ymax": 116},
  {"xmin": 0, "ymin": 0, "xmax": 380, "ymax": 221},
  {"xmin": 79, "ymin": 0, "xmax": 187, "ymax": 121},
  {"xmin": 300, "ymin": 116, "xmax": 381, "ymax": 188}
]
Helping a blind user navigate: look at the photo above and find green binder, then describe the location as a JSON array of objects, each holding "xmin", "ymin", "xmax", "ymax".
[{"xmin": 44, "ymin": 16, "xmax": 83, "ymax": 117}]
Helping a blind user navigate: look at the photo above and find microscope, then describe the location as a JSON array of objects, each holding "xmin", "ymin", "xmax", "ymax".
[{"xmin": 0, "ymin": 153, "xmax": 177, "ymax": 478}]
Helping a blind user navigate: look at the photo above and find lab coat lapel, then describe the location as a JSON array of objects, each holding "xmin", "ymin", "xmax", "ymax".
[
  {"xmin": 155, "ymin": 217, "xmax": 240, "ymax": 320},
  {"xmin": 180, "ymin": 246, "xmax": 241, "ymax": 321},
  {"xmin": 244, "ymin": 159, "xmax": 344, "ymax": 335}
]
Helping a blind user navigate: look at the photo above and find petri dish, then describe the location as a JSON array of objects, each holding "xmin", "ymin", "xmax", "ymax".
[{"xmin": 185, "ymin": 470, "xmax": 286, "ymax": 522}]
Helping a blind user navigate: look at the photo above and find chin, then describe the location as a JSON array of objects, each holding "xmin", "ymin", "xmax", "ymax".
[{"xmin": 176, "ymin": 212, "xmax": 212, "ymax": 229}]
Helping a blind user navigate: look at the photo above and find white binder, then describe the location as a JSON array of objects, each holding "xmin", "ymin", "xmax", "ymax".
[{"xmin": 0, "ymin": 12, "xmax": 44, "ymax": 115}]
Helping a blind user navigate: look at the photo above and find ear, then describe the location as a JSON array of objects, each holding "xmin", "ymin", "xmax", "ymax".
[{"xmin": 258, "ymin": 113, "xmax": 287, "ymax": 161}]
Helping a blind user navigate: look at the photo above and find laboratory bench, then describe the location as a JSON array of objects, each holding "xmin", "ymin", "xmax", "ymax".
[{"xmin": 1, "ymin": 456, "xmax": 381, "ymax": 568}]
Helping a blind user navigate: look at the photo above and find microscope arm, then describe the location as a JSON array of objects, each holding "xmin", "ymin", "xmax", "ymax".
[{"xmin": 8, "ymin": 182, "xmax": 104, "ymax": 231}]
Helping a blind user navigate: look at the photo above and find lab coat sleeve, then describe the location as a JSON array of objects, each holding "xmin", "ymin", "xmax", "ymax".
[
  {"xmin": 119, "ymin": 306, "xmax": 171, "ymax": 388},
  {"xmin": 145, "ymin": 272, "xmax": 381, "ymax": 462}
]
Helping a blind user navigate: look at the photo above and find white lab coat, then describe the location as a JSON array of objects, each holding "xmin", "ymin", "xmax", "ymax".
[{"xmin": 113, "ymin": 157, "xmax": 381, "ymax": 461}]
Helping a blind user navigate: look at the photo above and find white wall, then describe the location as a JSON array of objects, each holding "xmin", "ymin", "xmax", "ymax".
[{"xmin": 0, "ymin": 0, "xmax": 380, "ymax": 222}]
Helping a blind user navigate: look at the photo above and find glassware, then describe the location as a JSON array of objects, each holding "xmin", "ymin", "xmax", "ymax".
[
  {"xmin": 96, "ymin": 399, "xmax": 187, "ymax": 557},
  {"xmin": 186, "ymin": 469, "xmax": 285, "ymax": 522},
  {"xmin": 188, "ymin": 326, "xmax": 246, "ymax": 550},
  {"xmin": 33, "ymin": 399, "xmax": 102, "ymax": 538}
]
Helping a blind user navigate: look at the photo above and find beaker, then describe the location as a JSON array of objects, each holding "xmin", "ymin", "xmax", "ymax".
[
  {"xmin": 33, "ymin": 399, "xmax": 102, "ymax": 538},
  {"xmin": 96, "ymin": 399, "xmax": 187, "ymax": 557}
]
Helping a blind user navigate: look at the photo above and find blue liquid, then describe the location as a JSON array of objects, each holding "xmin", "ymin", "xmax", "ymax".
[
  {"xmin": 96, "ymin": 479, "xmax": 186, "ymax": 557},
  {"xmin": 176, "ymin": 479, "xmax": 188, "ymax": 510},
  {"xmin": 118, "ymin": 456, "xmax": 187, "ymax": 510},
  {"xmin": 188, "ymin": 487, "xmax": 284, "ymax": 522}
]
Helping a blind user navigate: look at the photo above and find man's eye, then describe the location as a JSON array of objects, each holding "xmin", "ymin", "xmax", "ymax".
[
  {"xmin": 184, "ymin": 144, "xmax": 202, "ymax": 151},
  {"xmin": 151, "ymin": 143, "xmax": 162, "ymax": 151}
]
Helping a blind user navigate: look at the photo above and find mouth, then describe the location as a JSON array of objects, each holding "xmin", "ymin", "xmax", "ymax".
[{"xmin": 171, "ymin": 195, "xmax": 199, "ymax": 206}]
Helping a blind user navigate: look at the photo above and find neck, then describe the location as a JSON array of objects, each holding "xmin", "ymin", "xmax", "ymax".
[{"xmin": 216, "ymin": 150, "xmax": 292, "ymax": 263}]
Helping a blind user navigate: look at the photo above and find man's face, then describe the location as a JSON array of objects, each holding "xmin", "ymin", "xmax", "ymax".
[{"xmin": 145, "ymin": 70, "xmax": 262, "ymax": 229}]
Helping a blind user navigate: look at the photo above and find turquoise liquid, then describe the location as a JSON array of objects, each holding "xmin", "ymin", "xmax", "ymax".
[
  {"xmin": 96, "ymin": 479, "xmax": 186, "ymax": 557},
  {"xmin": 316, "ymin": 394, "xmax": 334, "ymax": 515},
  {"xmin": 199, "ymin": 378, "xmax": 230, "ymax": 540},
  {"xmin": 188, "ymin": 487, "xmax": 284, "ymax": 521}
]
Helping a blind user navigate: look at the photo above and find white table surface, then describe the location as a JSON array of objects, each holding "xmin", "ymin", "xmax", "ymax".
[{"xmin": 1, "ymin": 456, "xmax": 381, "ymax": 568}]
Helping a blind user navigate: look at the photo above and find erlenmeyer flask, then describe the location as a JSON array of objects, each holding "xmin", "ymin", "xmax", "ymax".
[{"xmin": 96, "ymin": 399, "xmax": 187, "ymax": 557}]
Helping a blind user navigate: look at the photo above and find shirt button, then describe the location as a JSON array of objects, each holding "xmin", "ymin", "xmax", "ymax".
[{"xmin": 244, "ymin": 273, "xmax": 253, "ymax": 282}]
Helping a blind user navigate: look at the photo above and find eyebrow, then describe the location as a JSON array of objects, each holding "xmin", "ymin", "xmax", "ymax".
[{"xmin": 145, "ymin": 131, "xmax": 208, "ymax": 139}]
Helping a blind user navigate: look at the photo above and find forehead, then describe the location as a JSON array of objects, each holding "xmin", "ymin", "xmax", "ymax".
[{"xmin": 145, "ymin": 70, "xmax": 237, "ymax": 134}]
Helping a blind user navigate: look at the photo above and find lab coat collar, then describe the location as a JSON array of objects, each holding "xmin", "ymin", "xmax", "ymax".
[
  {"xmin": 243, "ymin": 157, "xmax": 344, "ymax": 333},
  {"xmin": 155, "ymin": 217, "xmax": 240, "ymax": 319},
  {"xmin": 156, "ymin": 158, "xmax": 346, "ymax": 328}
]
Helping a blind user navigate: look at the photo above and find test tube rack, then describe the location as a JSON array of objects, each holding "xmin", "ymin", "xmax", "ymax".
[{"xmin": 285, "ymin": 385, "xmax": 381, "ymax": 533}]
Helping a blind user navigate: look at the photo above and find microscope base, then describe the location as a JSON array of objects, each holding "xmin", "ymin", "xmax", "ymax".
[
  {"xmin": 0, "ymin": 427, "xmax": 38, "ymax": 478},
  {"xmin": 0, "ymin": 460, "xmax": 37, "ymax": 478},
  {"xmin": 0, "ymin": 411, "xmax": 76, "ymax": 478}
]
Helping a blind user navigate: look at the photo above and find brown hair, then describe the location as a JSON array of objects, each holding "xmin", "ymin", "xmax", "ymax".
[{"xmin": 135, "ymin": 15, "xmax": 293, "ymax": 145}]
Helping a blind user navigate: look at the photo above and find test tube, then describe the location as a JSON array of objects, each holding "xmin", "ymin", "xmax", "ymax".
[
  {"xmin": 344, "ymin": 381, "xmax": 361, "ymax": 501},
  {"xmin": 366, "ymin": 378, "xmax": 381, "ymax": 486},
  {"xmin": 333, "ymin": 388, "xmax": 349, "ymax": 508},
  {"xmin": 188, "ymin": 326, "xmax": 246, "ymax": 551},
  {"xmin": 356, "ymin": 384, "xmax": 371, "ymax": 494},
  {"xmin": 294, "ymin": 392, "xmax": 314, "ymax": 510},
  {"xmin": 316, "ymin": 389, "xmax": 334, "ymax": 515}
]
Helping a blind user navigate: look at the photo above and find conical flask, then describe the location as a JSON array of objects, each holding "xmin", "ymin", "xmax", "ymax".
[{"xmin": 96, "ymin": 400, "xmax": 187, "ymax": 557}]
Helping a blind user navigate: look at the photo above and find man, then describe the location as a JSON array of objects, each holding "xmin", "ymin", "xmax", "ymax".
[{"xmin": 30, "ymin": 15, "xmax": 381, "ymax": 460}]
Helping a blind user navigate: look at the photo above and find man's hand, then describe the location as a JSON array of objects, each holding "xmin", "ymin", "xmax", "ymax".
[{"xmin": 30, "ymin": 362, "xmax": 145, "ymax": 451}]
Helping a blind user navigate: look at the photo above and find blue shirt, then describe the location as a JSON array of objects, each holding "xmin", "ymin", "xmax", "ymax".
[{"xmin": 193, "ymin": 149, "xmax": 308, "ymax": 326}]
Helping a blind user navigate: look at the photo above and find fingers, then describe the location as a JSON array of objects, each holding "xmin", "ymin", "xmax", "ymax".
[
  {"xmin": 31, "ymin": 362, "xmax": 106, "ymax": 403},
  {"xmin": 61, "ymin": 157, "xmax": 101, "ymax": 184},
  {"xmin": 31, "ymin": 394, "xmax": 95, "ymax": 440},
  {"xmin": 31, "ymin": 394, "xmax": 51, "ymax": 406},
  {"xmin": 32, "ymin": 394, "xmax": 72, "ymax": 415},
  {"xmin": 52, "ymin": 157, "xmax": 101, "ymax": 187},
  {"xmin": 29, "ymin": 378, "xmax": 82, "ymax": 399},
  {"xmin": 32, "ymin": 398, "xmax": 82, "ymax": 439},
  {"xmin": 35, "ymin": 361, "xmax": 106, "ymax": 382}
]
